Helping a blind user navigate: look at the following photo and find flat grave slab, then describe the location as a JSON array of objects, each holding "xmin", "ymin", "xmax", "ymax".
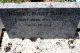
[{"xmin": 0, "ymin": 8, "xmax": 80, "ymax": 39}]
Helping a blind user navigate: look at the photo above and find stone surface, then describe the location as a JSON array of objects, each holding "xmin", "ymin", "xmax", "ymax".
[
  {"xmin": 0, "ymin": 18, "xmax": 4, "ymax": 38},
  {"xmin": 0, "ymin": 8, "xmax": 80, "ymax": 39},
  {"xmin": 77, "ymin": 21, "xmax": 80, "ymax": 28},
  {"xmin": 0, "ymin": 2, "xmax": 78, "ymax": 8},
  {"xmin": 0, "ymin": 2, "xmax": 80, "ymax": 53},
  {"xmin": 1, "ymin": 31, "xmax": 80, "ymax": 53}
]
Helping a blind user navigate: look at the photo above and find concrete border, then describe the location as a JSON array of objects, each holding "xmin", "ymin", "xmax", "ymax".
[{"xmin": 0, "ymin": 2, "xmax": 79, "ymax": 8}]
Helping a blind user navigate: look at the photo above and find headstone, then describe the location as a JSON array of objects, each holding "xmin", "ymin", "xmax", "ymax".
[{"xmin": 0, "ymin": 8, "xmax": 80, "ymax": 39}]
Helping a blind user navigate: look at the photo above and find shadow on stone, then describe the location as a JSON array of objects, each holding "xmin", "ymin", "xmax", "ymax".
[{"xmin": 0, "ymin": 28, "xmax": 6, "ymax": 47}]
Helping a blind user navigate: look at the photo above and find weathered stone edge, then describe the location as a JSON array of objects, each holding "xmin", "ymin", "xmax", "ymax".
[{"xmin": 0, "ymin": 2, "xmax": 79, "ymax": 8}]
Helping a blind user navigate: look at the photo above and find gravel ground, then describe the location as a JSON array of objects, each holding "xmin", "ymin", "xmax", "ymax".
[{"xmin": 0, "ymin": 31, "xmax": 80, "ymax": 53}]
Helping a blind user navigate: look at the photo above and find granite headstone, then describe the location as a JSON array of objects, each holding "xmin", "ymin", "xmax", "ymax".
[{"xmin": 0, "ymin": 8, "xmax": 80, "ymax": 39}]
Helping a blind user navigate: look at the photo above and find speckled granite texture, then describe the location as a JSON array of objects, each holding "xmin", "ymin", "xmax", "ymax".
[
  {"xmin": 0, "ymin": 8, "xmax": 80, "ymax": 39},
  {"xmin": 1, "ymin": 32, "xmax": 80, "ymax": 53}
]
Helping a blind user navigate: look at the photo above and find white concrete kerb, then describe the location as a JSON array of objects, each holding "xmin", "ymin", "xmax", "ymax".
[{"xmin": 0, "ymin": 2, "xmax": 79, "ymax": 8}]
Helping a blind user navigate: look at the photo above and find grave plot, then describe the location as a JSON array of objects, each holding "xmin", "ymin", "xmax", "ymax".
[{"xmin": 0, "ymin": 8, "xmax": 80, "ymax": 53}]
